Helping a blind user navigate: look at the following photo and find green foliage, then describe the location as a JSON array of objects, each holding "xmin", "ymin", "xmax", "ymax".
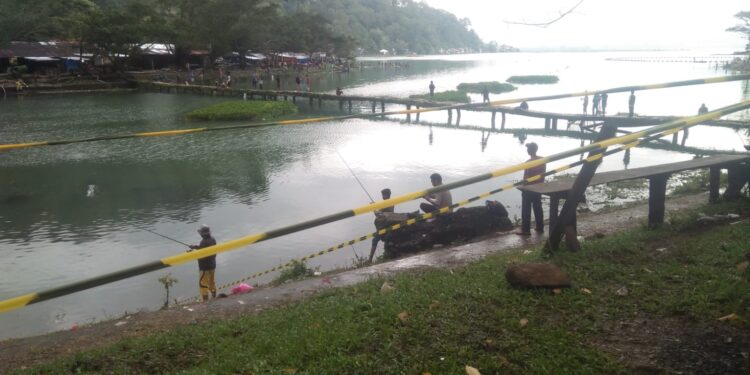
[
  {"xmin": 186, "ymin": 100, "xmax": 298, "ymax": 121},
  {"xmin": 410, "ymin": 90, "xmax": 470, "ymax": 103},
  {"xmin": 672, "ymin": 170, "xmax": 728, "ymax": 195},
  {"xmin": 457, "ymin": 81, "xmax": 516, "ymax": 94},
  {"xmin": 726, "ymin": 10, "xmax": 750, "ymax": 49},
  {"xmin": 20, "ymin": 200, "xmax": 750, "ymax": 374},
  {"xmin": 506, "ymin": 75, "xmax": 560, "ymax": 84},
  {"xmin": 272, "ymin": 259, "xmax": 315, "ymax": 285}
]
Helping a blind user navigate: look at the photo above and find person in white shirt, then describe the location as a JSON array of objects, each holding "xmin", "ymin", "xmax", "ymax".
[{"xmin": 420, "ymin": 173, "xmax": 452, "ymax": 213}]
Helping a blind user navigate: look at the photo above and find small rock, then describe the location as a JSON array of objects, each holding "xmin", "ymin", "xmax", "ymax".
[
  {"xmin": 616, "ymin": 286, "xmax": 629, "ymax": 296},
  {"xmin": 717, "ymin": 313, "xmax": 739, "ymax": 321},
  {"xmin": 313, "ymin": 271, "xmax": 322, "ymax": 276},
  {"xmin": 737, "ymin": 261, "xmax": 749, "ymax": 273},
  {"xmin": 519, "ymin": 318, "xmax": 529, "ymax": 327},
  {"xmin": 580, "ymin": 288, "xmax": 592, "ymax": 295},
  {"xmin": 114, "ymin": 321, "xmax": 127, "ymax": 327},
  {"xmin": 380, "ymin": 282, "xmax": 395, "ymax": 294},
  {"xmin": 727, "ymin": 214, "xmax": 740, "ymax": 219},
  {"xmin": 465, "ymin": 365, "xmax": 481, "ymax": 375},
  {"xmin": 505, "ymin": 263, "xmax": 571, "ymax": 289},
  {"xmin": 656, "ymin": 248, "xmax": 667, "ymax": 252},
  {"xmin": 397, "ymin": 311, "xmax": 409, "ymax": 323}
]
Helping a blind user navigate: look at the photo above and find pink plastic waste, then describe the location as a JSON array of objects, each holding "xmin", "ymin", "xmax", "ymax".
[{"xmin": 231, "ymin": 283, "xmax": 254, "ymax": 295}]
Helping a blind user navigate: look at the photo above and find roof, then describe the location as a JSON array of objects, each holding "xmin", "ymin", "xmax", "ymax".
[{"xmin": 0, "ymin": 41, "xmax": 75, "ymax": 58}]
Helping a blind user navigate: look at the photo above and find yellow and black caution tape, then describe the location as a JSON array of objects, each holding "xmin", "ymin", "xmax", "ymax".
[
  {"xmin": 1, "ymin": 101, "xmax": 747, "ymax": 313},
  {"xmin": 1, "ymin": 74, "xmax": 749, "ymax": 153},
  {"xmin": 200, "ymin": 126, "xmax": 671, "ymax": 297}
]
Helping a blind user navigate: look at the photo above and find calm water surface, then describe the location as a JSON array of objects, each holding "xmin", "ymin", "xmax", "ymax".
[{"xmin": 1, "ymin": 51, "xmax": 748, "ymax": 340}]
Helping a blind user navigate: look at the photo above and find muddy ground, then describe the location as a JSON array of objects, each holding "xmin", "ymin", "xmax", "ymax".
[{"xmin": 0, "ymin": 192, "xmax": 738, "ymax": 373}]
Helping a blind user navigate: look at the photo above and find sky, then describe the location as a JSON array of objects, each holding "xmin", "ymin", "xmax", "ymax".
[{"xmin": 421, "ymin": 0, "xmax": 749, "ymax": 51}]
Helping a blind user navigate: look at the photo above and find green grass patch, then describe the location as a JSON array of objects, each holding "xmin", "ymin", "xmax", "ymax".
[
  {"xmin": 456, "ymin": 81, "xmax": 517, "ymax": 94},
  {"xmin": 186, "ymin": 100, "xmax": 297, "ymax": 121},
  {"xmin": 272, "ymin": 260, "xmax": 317, "ymax": 285},
  {"xmin": 410, "ymin": 90, "xmax": 470, "ymax": 103},
  {"xmin": 506, "ymin": 75, "xmax": 560, "ymax": 84},
  {"xmin": 17, "ymin": 200, "xmax": 750, "ymax": 374}
]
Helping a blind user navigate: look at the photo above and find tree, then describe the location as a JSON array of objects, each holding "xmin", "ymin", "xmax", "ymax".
[
  {"xmin": 0, "ymin": 0, "xmax": 97, "ymax": 48},
  {"xmin": 727, "ymin": 11, "xmax": 750, "ymax": 51}
]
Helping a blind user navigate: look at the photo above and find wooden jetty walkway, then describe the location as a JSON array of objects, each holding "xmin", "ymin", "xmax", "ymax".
[
  {"xmin": 140, "ymin": 81, "xmax": 750, "ymax": 131},
  {"xmin": 606, "ymin": 55, "xmax": 738, "ymax": 63}
]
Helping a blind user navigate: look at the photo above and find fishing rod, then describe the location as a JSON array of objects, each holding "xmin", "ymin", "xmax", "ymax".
[
  {"xmin": 335, "ymin": 149, "xmax": 375, "ymax": 203},
  {"xmin": 141, "ymin": 227, "xmax": 192, "ymax": 248}
]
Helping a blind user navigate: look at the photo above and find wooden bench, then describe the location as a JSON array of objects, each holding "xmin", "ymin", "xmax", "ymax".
[{"xmin": 518, "ymin": 154, "xmax": 750, "ymax": 229}]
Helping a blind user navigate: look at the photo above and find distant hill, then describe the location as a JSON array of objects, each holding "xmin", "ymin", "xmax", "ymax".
[{"xmin": 281, "ymin": 0, "xmax": 486, "ymax": 55}]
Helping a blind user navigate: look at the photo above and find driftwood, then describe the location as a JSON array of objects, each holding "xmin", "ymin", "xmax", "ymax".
[{"xmin": 375, "ymin": 200, "xmax": 514, "ymax": 258}]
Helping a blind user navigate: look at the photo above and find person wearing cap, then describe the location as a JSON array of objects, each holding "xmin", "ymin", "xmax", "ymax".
[
  {"xmin": 420, "ymin": 173, "xmax": 452, "ymax": 213},
  {"xmin": 369, "ymin": 188, "xmax": 395, "ymax": 263},
  {"xmin": 517, "ymin": 143, "xmax": 546, "ymax": 236},
  {"xmin": 189, "ymin": 225, "xmax": 217, "ymax": 301}
]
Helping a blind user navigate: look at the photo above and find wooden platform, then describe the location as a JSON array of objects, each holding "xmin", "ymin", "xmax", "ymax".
[{"xmin": 519, "ymin": 153, "xmax": 750, "ymax": 229}]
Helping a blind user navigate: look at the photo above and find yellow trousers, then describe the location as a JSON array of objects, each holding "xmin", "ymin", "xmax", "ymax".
[{"xmin": 199, "ymin": 269, "xmax": 216, "ymax": 298}]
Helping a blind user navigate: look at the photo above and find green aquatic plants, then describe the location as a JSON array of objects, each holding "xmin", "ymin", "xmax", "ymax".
[
  {"xmin": 456, "ymin": 81, "xmax": 516, "ymax": 94},
  {"xmin": 186, "ymin": 100, "xmax": 298, "ymax": 121},
  {"xmin": 507, "ymin": 75, "xmax": 560, "ymax": 84},
  {"xmin": 410, "ymin": 90, "xmax": 470, "ymax": 103}
]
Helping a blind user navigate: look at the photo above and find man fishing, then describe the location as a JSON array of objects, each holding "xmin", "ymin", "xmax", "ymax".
[
  {"xmin": 369, "ymin": 188, "xmax": 394, "ymax": 263},
  {"xmin": 420, "ymin": 173, "xmax": 452, "ymax": 213},
  {"xmin": 189, "ymin": 225, "xmax": 217, "ymax": 301}
]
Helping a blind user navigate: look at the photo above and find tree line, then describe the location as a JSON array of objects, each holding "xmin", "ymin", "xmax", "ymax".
[{"xmin": 0, "ymin": 0, "xmax": 490, "ymax": 66}]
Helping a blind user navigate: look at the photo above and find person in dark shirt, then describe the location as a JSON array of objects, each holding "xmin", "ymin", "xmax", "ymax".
[
  {"xmin": 369, "ymin": 188, "xmax": 394, "ymax": 263},
  {"xmin": 517, "ymin": 143, "xmax": 546, "ymax": 236},
  {"xmin": 628, "ymin": 90, "xmax": 636, "ymax": 117},
  {"xmin": 601, "ymin": 93, "xmax": 609, "ymax": 115},
  {"xmin": 481, "ymin": 86, "xmax": 490, "ymax": 103},
  {"xmin": 429, "ymin": 81, "xmax": 435, "ymax": 97},
  {"xmin": 189, "ymin": 225, "xmax": 217, "ymax": 301}
]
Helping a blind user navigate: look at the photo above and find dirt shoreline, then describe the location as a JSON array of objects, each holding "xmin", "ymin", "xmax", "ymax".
[{"xmin": 0, "ymin": 193, "xmax": 710, "ymax": 373}]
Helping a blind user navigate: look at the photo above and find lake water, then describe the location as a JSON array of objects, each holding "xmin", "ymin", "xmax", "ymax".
[{"xmin": 1, "ymin": 51, "xmax": 748, "ymax": 340}]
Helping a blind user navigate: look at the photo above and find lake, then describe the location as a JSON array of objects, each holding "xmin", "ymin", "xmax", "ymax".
[{"xmin": 1, "ymin": 50, "xmax": 748, "ymax": 340}]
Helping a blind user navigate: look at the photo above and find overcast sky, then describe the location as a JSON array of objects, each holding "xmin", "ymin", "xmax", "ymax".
[{"xmin": 421, "ymin": 0, "xmax": 749, "ymax": 51}]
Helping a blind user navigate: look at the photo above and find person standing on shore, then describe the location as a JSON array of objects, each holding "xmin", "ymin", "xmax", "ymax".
[
  {"xmin": 276, "ymin": 75, "xmax": 281, "ymax": 89},
  {"xmin": 189, "ymin": 225, "xmax": 217, "ymax": 301},
  {"xmin": 628, "ymin": 90, "xmax": 636, "ymax": 117},
  {"xmin": 601, "ymin": 93, "xmax": 608, "ymax": 115},
  {"xmin": 369, "ymin": 188, "xmax": 394, "ymax": 263},
  {"xmin": 259, "ymin": 78, "xmax": 264, "ymax": 90},
  {"xmin": 517, "ymin": 142, "xmax": 546, "ymax": 236},
  {"xmin": 295, "ymin": 75, "xmax": 301, "ymax": 90},
  {"xmin": 429, "ymin": 81, "xmax": 435, "ymax": 97}
]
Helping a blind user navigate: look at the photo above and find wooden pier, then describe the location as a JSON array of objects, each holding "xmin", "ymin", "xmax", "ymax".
[{"xmin": 139, "ymin": 81, "xmax": 749, "ymax": 131}]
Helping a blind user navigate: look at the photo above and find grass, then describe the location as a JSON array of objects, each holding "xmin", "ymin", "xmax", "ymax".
[
  {"xmin": 410, "ymin": 90, "xmax": 470, "ymax": 103},
  {"xmin": 271, "ymin": 260, "xmax": 317, "ymax": 285},
  {"xmin": 456, "ymin": 81, "xmax": 517, "ymax": 94},
  {"xmin": 15, "ymin": 199, "xmax": 750, "ymax": 374},
  {"xmin": 506, "ymin": 75, "xmax": 560, "ymax": 84},
  {"xmin": 186, "ymin": 100, "xmax": 297, "ymax": 121},
  {"xmin": 672, "ymin": 169, "xmax": 728, "ymax": 195}
]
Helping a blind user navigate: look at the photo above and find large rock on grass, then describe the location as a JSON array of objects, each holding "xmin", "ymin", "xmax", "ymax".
[{"xmin": 505, "ymin": 263, "xmax": 571, "ymax": 289}]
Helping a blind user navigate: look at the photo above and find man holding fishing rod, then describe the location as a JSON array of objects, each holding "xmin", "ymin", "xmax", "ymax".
[{"xmin": 189, "ymin": 225, "xmax": 218, "ymax": 301}]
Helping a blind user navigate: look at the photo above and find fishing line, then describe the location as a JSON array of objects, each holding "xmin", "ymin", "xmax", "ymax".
[
  {"xmin": 334, "ymin": 148, "xmax": 375, "ymax": 203},
  {"xmin": 140, "ymin": 227, "xmax": 192, "ymax": 248}
]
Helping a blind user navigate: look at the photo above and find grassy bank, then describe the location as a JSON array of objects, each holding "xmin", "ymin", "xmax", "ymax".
[
  {"xmin": 410, "ymin": 90, "xmax": 470, "ymax": 103},
  {"xmin": 15, "ymin": 200, "xmax": 750, "ymax": 374},
  {"xmin": 457, "ymin": 81, "xmax": 517, "ymax": 94},
  {"xmin": 507, "ymin": 75, "xmax": 560, "ymax": 84},
  {"xmin": 186, "ymin": 100, "xmax": 297, "ymax": 121}
]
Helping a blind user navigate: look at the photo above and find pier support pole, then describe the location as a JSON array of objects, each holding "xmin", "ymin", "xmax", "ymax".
[
  {"xmin": 292, "ymin": 96, "xmax": 296, "ymax": 103},
  {"xmin": 552, "ymin": 118, "xmax": 558, "ymax": 130},
  {"xmin": 309, "ymin": 96, "xmax": 314, "ymax": 107},
  {"xmin": 672, "ymin": 132, "xmax": 679, "ymax": 144},
  {"xmin": 339, "ymin": 100, "xmax": 344, "ymax": 110},
  {"xmin": 456, "ymin": 109, "xmax": 461, "ymax": 126},
  {"xmin": 371, "ymin": 101, "xmax": 376, "ymax": 113},
  {"xmin": 544, "ymin": 117, "xmax": 550, "ymax": 130},
  {"xmin": 709, "ymin": 166, "xmax": 721, "ymax": 202},
  {"xmin": 416, "ymin": 106, "xmax": 420, "ymax": 122},
  {"xmin": 501, "ymin": 112, "xmax": 506, "ymax": 130},
  {"xmin": 381, "ymin": 101, "xmax": 385, "ymax": 113},
  {"xmin": 447, "ymin": 109, "xmax": 453, "ymax": 125},
  {"xmin": 491, "ymin": 111, "xmax": 496, "ymax": 130},
  {"xmin": 348, "ymin": 100, "xmax": 352, "ymax": 113},
  {"xmin": 318, "ymin": 98, "xmax": 322, "ymax": 108},
  {"xmin": 406, "ymin": 104, "xmax": 411, "ymax": 123},
  {"xmin": 648, "ymin": 174, "xmax": 669, "ymax": 228}
]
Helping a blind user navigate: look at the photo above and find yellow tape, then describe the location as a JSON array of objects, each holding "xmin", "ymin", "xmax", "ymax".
[
  {"xmin": 161, "ymin": 233, "xmax": 268, "ymax": 266},
  {"xmin": 0, "ymin": 141, "xmax": 48, "ymax": 151},
  {"xmin": 0, "ymin": 293, "xmax": 37, "ymax": 313},
  {"xmin": 135, "ymin": 128, "xmax": 206, "ymax": 137},
  {"xmin": 353, "ymin": 191, "xmax": 426, "ymax": 215},
  {"xmin": 277, "ymin": 117, "xmax": 337, "ymax": 125},
  {"xmin": 555, "ymin": 165, "xmax": 571, "ymax": 173}
]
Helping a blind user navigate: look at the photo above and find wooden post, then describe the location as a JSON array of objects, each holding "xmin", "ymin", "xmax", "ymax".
[
  {"xmin": 724, "ymin": 165, "xmax": 744, "ymax": 200},
  {"xmin": 709, "ymin": 166, "xmax": 721, "ymax": 202},
  {"xmin": 348, "ymin": 100, "xmax": 352, "ymax": 113},
  {"xmin": 456, "ymin": 109, "xmax": 461, "ymax": 126},
  {"xmin": 292, "ymin": 96, "xmax": 296, "ymax": 103},
  {"xmin": 318, "ymin": 98, "xmax": 322, "ymax": 108},
  {"xmin": 544, "ymin": 117, "xmax": 550, "ymax": 130},
  {"xmin": 552, "ymin": 118, "xmax": 558, "ymax": 130},
  {"xmin": 372, "ymin": 101, "xmax": 376, "ymax": 113},
  {"xmin": 491, "ymin": 111, "xmax": 496, "ymax": 130},
  {"xmin": 546, "ymin": 123, "xmax": 618, "ymax": 252},
  {"xmin": 447, "ymin": 109, "xmax": 453, "ymax": 125},
  {"xmin": 501, "ymin": 112, "xmax": 506, "ymax": 130},
  {"xmin": 406, "ymin": 104, "xmax": 411, "ymax": 123},
  {"xmin": 416, "ymin": 106, "xmax": 420, "ymax": 122},
  {"xmin": 381, "ymin": 101, "xmax": 385, "ymax": 113},
  {"xmin": 672, "ymin": 132, "xmax": 679, "ymax": 144},
  {"xmin": 309, "ymin": 96, "xmax": 314, "ymax": 106},
  {"xmin": 549, "ymin": 195, "xmax": 561, "ymax": 229},
  {"xmin": 648, "ymin": 174, "xmax": 669, "ymax": 228},
  {"xmin": 339, "ymin": 100, "xmax": 344, "ymax": 110}
]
